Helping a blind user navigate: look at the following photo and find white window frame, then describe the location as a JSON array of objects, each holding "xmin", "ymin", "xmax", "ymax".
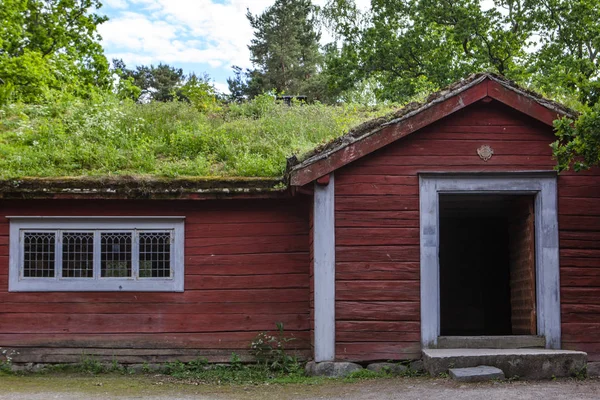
[{"xmin": 8, "ymin": 217, "xmax": 185, "ymax": 292}]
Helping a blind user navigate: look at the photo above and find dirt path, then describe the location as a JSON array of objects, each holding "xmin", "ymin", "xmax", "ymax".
[{"xmin": 1, "ymin": 375, "xmax": 599, "ymax": 399}]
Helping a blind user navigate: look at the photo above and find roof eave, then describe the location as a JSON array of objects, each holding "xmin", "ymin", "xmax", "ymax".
[{"xmin": 288, "ymin": 73, "xmax": 576, "ymax": 187}]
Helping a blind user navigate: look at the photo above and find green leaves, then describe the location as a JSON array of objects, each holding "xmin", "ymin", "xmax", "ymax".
[
  {"xmin": 242, "ymin": 0, "xmax": 328, "ymax": 101},
  {"xmin": 0, "ymin": 0, "xmax": 110, "ymax": 102},
  {"xmin": 553, "ymin": 103, "xmax": 600, "ymax": 172}
]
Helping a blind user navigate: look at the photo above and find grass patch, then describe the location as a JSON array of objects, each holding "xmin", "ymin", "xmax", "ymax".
[{"xmin": 0, "ymin": 91, "xmax": 398, "ymax": 179}]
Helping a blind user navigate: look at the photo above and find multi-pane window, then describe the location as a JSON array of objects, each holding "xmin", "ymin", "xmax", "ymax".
[{"xmin": 9, "ymin": 218, "xmax": 184, "ymax": 292}]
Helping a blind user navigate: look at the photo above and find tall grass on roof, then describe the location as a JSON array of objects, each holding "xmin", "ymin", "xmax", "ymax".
[{"xmin": 0, "ymin": 91, "xmax": 397, "ymax": 179}]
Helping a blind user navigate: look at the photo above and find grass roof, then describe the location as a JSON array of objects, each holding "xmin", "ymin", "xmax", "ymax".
[{"xmin": 0, "ymin": 92, "xmax": 398, "ymax": 180}]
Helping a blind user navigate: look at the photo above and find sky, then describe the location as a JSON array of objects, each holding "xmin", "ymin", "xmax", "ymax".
[{"xmin": 98, "ymin": 0, "xmax": 370, "ymax": 94}]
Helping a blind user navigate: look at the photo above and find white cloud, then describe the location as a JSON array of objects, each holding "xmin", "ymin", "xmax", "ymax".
[
  {"xmin": 103, "ymin": 0, "xmax": 129, "ymax": 9},
  {"xmin": 100, "ymin": 0, "xmax": 373, "ymax": 75}
]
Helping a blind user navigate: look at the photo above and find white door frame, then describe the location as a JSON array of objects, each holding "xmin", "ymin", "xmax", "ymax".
[{"xmin": 419, "ymin": 172, "xmax": 561, "ymax": 349}]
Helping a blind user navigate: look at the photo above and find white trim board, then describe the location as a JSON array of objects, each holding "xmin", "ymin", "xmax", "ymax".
[
  {"xmin": 418, "ymin": 173, "xmax": 560, "ymax": 349},
  {"xmin": 313, "ymin": 174, "xmax": 336, "ymax": 362}
]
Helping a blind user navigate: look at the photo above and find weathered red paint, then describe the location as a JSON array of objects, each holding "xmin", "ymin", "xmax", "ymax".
[
  {"xmin": 0, "ymin": 199, "xmax": 311, "ymax": 363},
  {"xmin": 333, "ymin": 100, "xmax": 600, "ymax": 362}
]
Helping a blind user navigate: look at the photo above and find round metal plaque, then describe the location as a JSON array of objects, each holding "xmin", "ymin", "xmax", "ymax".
[{"xmin": 477, "ymin": 145, "xmax": 494, "ymax": 162}]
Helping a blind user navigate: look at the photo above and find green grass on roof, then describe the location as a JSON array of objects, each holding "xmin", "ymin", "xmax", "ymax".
[{"xmin": 0, "ymin": 92, "xmax": 398, "ymax": 179}]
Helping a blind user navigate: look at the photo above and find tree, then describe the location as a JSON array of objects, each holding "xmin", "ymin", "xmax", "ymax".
[
  {"xmin": 112, "ymin": 60, "xmax": 185, "ymax": 102},
  {"xmin": 243, "ymin": 0, "xmax": 326, "ymax": 101},
  {"xmin": 180, "ymin": 73, "xmax": 221, "ymax": 113},
  {"xmin": 0, "ymin": 0, "xmax": 110, "ymax": 101},
  {"xmin": 528, "ymin": 0, "xmax": 600, "ymax": 105},
  {"xmin": 323, "ymin": 0, "xmax": 533, "ymax": 102}
]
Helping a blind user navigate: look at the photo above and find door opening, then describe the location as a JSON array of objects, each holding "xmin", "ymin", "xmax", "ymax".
[{"xmin": 439, "ymin": 194, "xmax": 536, "ymax": 336}]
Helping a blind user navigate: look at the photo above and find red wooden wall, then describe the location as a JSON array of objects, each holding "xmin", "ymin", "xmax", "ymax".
[
  {"xmin": 0, "ymin": 199, "xmax": 310, "ymax": 364},
  {"xmin": 334, "ymin": 99, "xmax": 600, "ymax": 362}
]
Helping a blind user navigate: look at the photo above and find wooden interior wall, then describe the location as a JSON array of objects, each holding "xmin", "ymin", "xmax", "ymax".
[
  {"xmin": 508, "ymin": 197, "xmax": 537, "ymax": 335},
  {"xmin": 334, "ymin": 99, "xmax": 600, "ymax": 362},
  {"xmin": 0, "ymin": 198, "xmax": 310, "ymax": 364}
]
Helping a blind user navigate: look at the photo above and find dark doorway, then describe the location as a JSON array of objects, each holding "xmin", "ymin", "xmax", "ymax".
[{"xmin": 439, "ymin": 194, "xmax": 536, "ymax": 336}]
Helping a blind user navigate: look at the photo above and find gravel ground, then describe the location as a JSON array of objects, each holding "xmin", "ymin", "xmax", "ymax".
[{"xmin": 1, "ymin": 375, "xmax": 600, "ymax": 400}]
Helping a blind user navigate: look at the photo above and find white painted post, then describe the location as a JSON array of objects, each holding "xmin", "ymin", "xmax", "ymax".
[
  {"xmin": 314, "ymin": 173, "xmax": 336, "ymax": 362},
  {"xmin": 419, "ymin": 177, "xmax": 440, "ymax": 348}
]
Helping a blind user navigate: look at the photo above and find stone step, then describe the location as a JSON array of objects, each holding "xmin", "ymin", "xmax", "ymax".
[
  {"xmin": 449, "ymin": 365, "xmax": 505, "ymax": 382},
  {"xmin": 437, "ymin": 335, "xmax": 546, "ymax": 349},
  {"xmin": 423, "ymin": 348, "xmax": 587, "ymax": 380}
]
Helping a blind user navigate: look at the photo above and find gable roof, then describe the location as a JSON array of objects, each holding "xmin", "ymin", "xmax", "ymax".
[{"xmin": 287, "ymin": 73, "xmax": 577, "ymax": 187}]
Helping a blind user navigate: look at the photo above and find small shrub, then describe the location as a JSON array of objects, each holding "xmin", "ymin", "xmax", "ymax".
[
  {"xmin": 77, "ymin": 354, "xmax": 105, "ymax": 375},
  {"xmin": 0, "ymin": 348, "xmax": 18, "ymax": 373},
  {"xmin": 250, "ymin": 322, "xmax": 300, "ymax": 373}
]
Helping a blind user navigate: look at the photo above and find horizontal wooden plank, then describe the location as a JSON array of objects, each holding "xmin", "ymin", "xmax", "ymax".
[
  {"xmin": 184, "ymin": 274, "xmax": 309, "ymax": 290},
  {"xmin": 0, "ymin": 301, "xmax": 309, "ymax": 315},
  {"xmin": 336, "ymin": 246, "xmax": 420, "ymax": 262},
  {"xmin": 560, "ymin": 257, "xmax": 600, "ymax": 268},
  {"xmin": 335, "ymin": 342, "xmax": 421, "ymax": 362},
  {"xmin": 559, "ymin": 198, "xmax": 600, "ymax": 216},
  {"xmin": 336, "ymin": 228, "xmax": 419, "ymax": 247},
  {"xmin": 0, "ymin": 313, "xmax": 309, "ymax": 334},
  {"xmin": 188, "ymin": 253, "xmax": 308, "ymax": 268},
  {"xmin": 336, "ymin": 321, "xmax": 420, "ymax": 332},
  {"xmin": 558, "ymin": 215, "xmax": 600, "ymax": 231},
  {"xmin": 185, "ymin": 235, "xmax": 307, "ymax": 255},
  {"xmin": 335, "ymin": 183, "xmax": 418, "ymax": 196},
  {"xmin": 186, "ymin": 222, "xmax": 308, "ymax": 238},
  {"xmin": 336, "ymin": 262, "xmax": 419, "ymax": 281},
  {"xmin": 0, "ymin": 288, "xmax": 309, "ymax": 304},
  {"xmin": 561, "ymin": 288, "xmax": 600, "ymax": 304},
  {"xmin": 336, "ymin": 301, "xmax": 419, "ymax": 321},
  {"xmin": 7, "ymin": 347, "xmax": 309, "ymax": 364},
  {"xmin": 336, "ymin": 196, "xmax": 419, "ymax": 212},
  {"xmin": 560, "ymin": 274, "xmax": 600, "ymax": 287},
  {"xmin": 336, "ymin": 331, "xmax": 420, "ymax": 342},
  {"xmin": 336, "ymin": 211, "xmax": 419, "ymax": 228},
  {"xmin": 0, "ymin": 331, "xmax": 311, "ymax": 349},
  {"xmin": 560, "ymin": 249, "xmax": 600, "ymax": 259}
]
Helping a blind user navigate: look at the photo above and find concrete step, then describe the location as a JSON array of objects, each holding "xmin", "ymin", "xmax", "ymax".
[
  {"xmin": 437, "ymin": 335, "xmax": 545, "ymax": 349},
  {"xmin": 449, "ymin": 365, "xmax": 505, "ymax": 382},
  {"xmin": 423, "ymin": 348, "xmax": 587, "ymax": 380}
]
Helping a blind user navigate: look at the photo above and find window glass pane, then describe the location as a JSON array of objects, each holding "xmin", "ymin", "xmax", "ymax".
[
  {"xmin": 23, "ymin": 232, "xmax": 56, "ymax": 278},
  {"xmin": 62, "ymin": 232, "xmax": 94, "ymax": 278},
  {"xmin": 101, "ymin": 232, "xmax": 132, "ymax": 278},
  {"xmin": 139, "ymin": 232, "xmax": 171, "ymax": 278}
]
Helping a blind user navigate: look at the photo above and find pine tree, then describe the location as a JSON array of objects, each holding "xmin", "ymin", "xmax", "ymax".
[{"xmin": 243, "ymin": 0, "xmax": 324, "ymax": 100}]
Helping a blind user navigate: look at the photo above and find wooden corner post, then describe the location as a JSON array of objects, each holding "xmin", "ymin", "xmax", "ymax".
[{"xmin": 314, "ymin": 173, "xmax": 335, "ymax": 361}]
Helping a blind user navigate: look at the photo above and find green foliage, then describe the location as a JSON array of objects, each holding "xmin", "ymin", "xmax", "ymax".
[
  {"xmin": 0, "ymin": 90, "xmax": 396, "ymax": 179},
  {"xmin": 322, "ymin": 0, "xmax": 600, "ymax": 104},
  {"xmin": 250, "ymin": 323, "xmax": 300, "ymax": 373},
  {"xmin": 552, "ymin": 102, "xmax": 600, "ymax": 172},
  {"xmin": 162, "ymin": 355, "xmax": 304, "ymax": 385},
  {"xmin": 0, "ymin": 348, "xmax": 17, "ymax": 373},
  {"xmin": 240, "ymin": 0, "xmax": 329, "ymax": 102},
  {"xmin": 161, "ymin": 325, "xmax": 305, "ymax": 384},
  {"xmin": 77, "ymin": 355, "xmax": 106, "ymax": 375},
  {"xmin": 0, "ymin": 0, "xmax": 110, "ymax": 102},
  {"xmin": 113, "ymin": 60, "xmax": 186, "ymax": 102},
  {"xmin": 180, "ymin": 73, "xmax": 221, "ymax": 113}
]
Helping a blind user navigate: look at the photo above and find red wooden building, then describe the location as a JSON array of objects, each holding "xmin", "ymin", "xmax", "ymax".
[{"xmin": 1, "ymin": 74, "xmax": 598, "ymax": 372}]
